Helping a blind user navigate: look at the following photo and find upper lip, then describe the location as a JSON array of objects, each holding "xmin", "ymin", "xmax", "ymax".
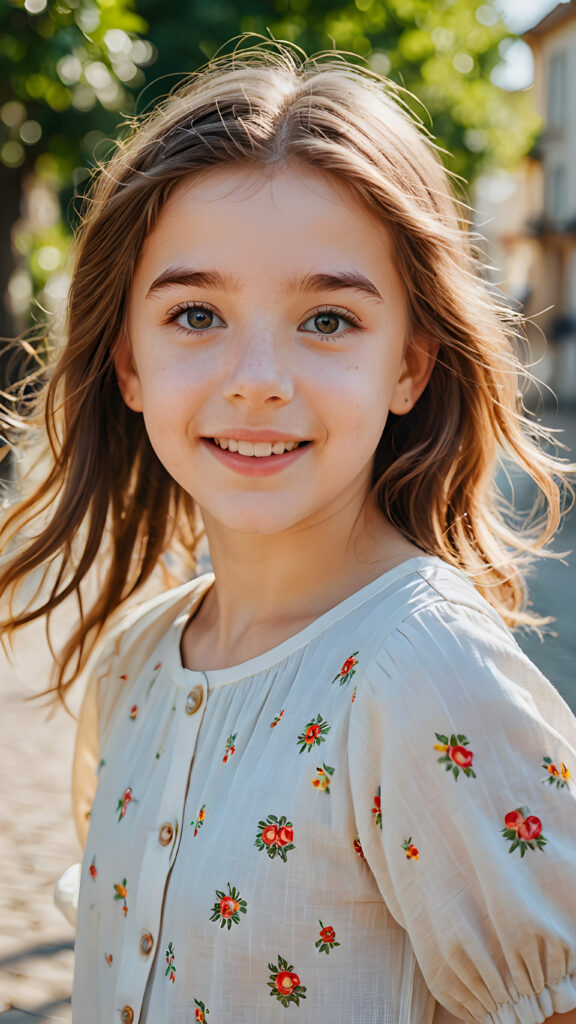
[{"xmin": 203, "ymin": 430, "xmax": 308, "ymax": 442}]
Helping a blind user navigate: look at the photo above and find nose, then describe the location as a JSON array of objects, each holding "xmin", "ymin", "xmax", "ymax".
[{"xmin": 222, "ymin": 328, "xmax": 294, "ymax": 408}]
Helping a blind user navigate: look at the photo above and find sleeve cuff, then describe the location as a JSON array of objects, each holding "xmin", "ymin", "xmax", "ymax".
[
  {"xmin": 486, "ymin": 973, "xmax": 576, "ymax": 1024},
  {"xmin": 53, "ymin": 862, "xmax": 81, "ymax": 928}
]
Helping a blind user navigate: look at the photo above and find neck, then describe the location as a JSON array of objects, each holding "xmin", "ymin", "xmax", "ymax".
[{"xmin": 185, "ymin": 492, "xmax": 422, "ymax": 669}]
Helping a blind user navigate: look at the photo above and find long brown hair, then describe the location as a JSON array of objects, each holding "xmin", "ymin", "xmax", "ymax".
[{"xmin": 0, "ymin": 42, "xmax": 573, "ymax": 703}]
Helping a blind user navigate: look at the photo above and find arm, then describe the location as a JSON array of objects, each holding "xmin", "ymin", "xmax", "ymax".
[{"xmin": 548, "ymin": 1014, "xmax": 576, "ymax": 1023}]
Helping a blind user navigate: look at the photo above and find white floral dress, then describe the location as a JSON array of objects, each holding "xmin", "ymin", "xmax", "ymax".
[{"xmin": 70, "ymin": 556, "xmax": 576, "ymax": 1024}]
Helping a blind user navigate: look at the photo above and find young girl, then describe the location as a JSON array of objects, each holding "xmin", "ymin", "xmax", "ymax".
[{"xmin": 1, "ymin": 43, "xmax": 575, "ymax": 1024}]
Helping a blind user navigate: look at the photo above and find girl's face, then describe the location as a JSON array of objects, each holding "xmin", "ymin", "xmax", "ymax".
[{"xmin": 117, "ymin": 162, "xmax": 435, "ymax": 537}]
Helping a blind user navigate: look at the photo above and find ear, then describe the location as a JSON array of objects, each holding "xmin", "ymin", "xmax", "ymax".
[
  {"xmin": 389, "ymin": 331, "xmax": 439, "ymax": 415},
  {"xmin": 114, "ymin": 332, "xmax": 143, "ymax": 413}
]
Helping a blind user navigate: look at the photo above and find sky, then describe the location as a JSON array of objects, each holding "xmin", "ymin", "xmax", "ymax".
[{"xmin": 495, "ymin": 0, "xmax": 565, "ymax": 89}]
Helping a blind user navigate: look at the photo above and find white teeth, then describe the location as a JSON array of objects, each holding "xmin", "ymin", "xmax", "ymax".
[{"xmin": 214, "ymin": 438, "xmax": 303, "ymax": 456}]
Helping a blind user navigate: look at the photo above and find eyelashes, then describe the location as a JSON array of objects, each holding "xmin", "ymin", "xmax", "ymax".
[{"xmin": 163, "ymin": 301, "xmax": 362, "ymax": 337}]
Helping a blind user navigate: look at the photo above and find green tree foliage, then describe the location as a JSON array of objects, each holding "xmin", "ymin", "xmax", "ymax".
[{"xmin": 0, "ymin": 0, "xmax": 539, "ymax": 326}]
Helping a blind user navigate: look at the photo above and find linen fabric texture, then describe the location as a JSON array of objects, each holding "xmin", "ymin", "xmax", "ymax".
[{"xmin": 70, "ymin": 556, "xmax": 576, "ymax": 1023}]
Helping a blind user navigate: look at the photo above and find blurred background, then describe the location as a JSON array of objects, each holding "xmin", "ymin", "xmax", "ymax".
[{"xmin": 0, "ymin": 0, "xmax": 575, "ymax": 1019}]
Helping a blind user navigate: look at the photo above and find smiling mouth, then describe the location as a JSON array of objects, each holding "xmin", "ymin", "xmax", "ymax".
[{"xmin": 208, "ymin": 438, "xmax": 309, "ymax": 457}]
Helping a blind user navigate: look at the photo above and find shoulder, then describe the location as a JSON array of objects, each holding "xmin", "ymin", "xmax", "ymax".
[
  {"xmin": 356, "ymin": 557, "xmax": 574, "ymax": 737},
  {"xmin": 84, "ymin": 573, "xmax": 213, "ymax": 737}
]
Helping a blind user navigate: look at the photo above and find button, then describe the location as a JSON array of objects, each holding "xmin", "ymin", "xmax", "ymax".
[
  {"xmin": 120, "ymin": 1007, "xmax": 134, "ymax": 1024},
  {"xmin": 158, "ymin": 822, "xmax": 174, "ymax": 846},
  {"xmin": 185, "ymin": 686, "xmax": 203, "ymax": 715},
  {"xmin": 140, "ymin": 931, "xmax": 154, "ymax": 956}
]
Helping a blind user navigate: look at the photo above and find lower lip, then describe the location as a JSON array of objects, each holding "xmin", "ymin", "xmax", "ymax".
[{"xmin": 201, "ymin": 439, "xmax": 310, "ymax": 477}]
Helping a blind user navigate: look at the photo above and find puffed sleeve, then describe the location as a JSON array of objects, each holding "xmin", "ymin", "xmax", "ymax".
[{"xmin": 349, "ymin": 599, "xmax": 576, "ymax": 1024}]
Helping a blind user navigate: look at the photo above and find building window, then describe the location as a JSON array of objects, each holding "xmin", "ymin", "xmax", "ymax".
[
  {"xmin": 546, "ymin": 163, "xmax": 567, "ymax": 225},
  {"xmin": 547, "ymin": 50, "xmax": 567, "ymax": 131}
]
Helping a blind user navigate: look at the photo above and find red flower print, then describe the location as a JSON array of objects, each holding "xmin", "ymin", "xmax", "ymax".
[
  {"xmin": 331, "ymin": 651, "xmax": 359, "ymax": 687},
  {"xmin": 194, "ymin": 1000, "xmax": 209, "ymax": 1021},
  {"xmin": 353, "ymin": 835, "xmax": 364, "ymax": 858},
  {"xmin": 267, "ymin": 955, "xmax": 306, "ymax": 1007},
  {"xmin": 504, "ymin": 809, "xmax": 524, "ymax": 830},
  {"xmin": 129, "ymin": 705, "xmax": 138, "ymax": 720},
  {"xmin": 104, "ymin": 952, "xmax": 113, "ymax": 966},
  {"xmin": 270, "ymin": 709, "xmax": 285, "ymax": 728},
  {"xmin": 518, "ymin": 816, "xmax": 542, "ymax": 841},
  {"xmin": 165, "ymin": 941, "xmax": 176, "ymax": 983},
  {"xmin": 261, "ymin": 824, "xmax": 278, "ymax": 846},
  {"xmin": 402, "ymin": 837, "xmax": 419, "ymax": 860},
  {"xmin": 210, "ymin": 884, "xmax": 247, "ymax": 929},
  {"xmin": 372, "ymin": 788, "xmax": 382, "ymax": 829},
  {"xmin": 116, "ymin": 786, "xmax": 134, "ymax": 822},
  {"xmin": 297, "ymin": 714, "xmax": 331, "ymax": 754},
  {"xmin": 434, "ymin": 732, "xmax": 476, "ymax": 780},
  {"xmin": 276, "ymin": 825, "xmax": 293, "ymax": 847},
  {"xmin": 119, "ymin": 674, "xmax": 128, "ymax": 681},
  {"xmin": 542, "ymin": 755, "xmax": 571, "ymax": 789},
  {"xmin": 276, "ymin": 971, "xmax": 300, "ymax": 994},
  {"xmin": 222, "ymin": 732, "xmax": 237, "ymax": 764},
  {"xmin": 449, "ymin": 745, "xmax": 473, "ymax": 768},
  {"xmin": 502, "ymin": 806, "xmax": 547, "ymax": 856},
  {"xmin": 316, "ymin": 918, "xmax": 340, "ymax": 953},
  {"xmin": 256, "ymin": 815, "xmax": 295, "ymax": 861},
  {"xmin": 89, "ymin": 859, "xmax": 97, "ymax": 880}
]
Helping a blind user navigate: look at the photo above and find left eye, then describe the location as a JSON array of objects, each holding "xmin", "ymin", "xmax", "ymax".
[
  {"xmin": 300, "ymin": 312, "xmax": 355, "ymax": 335},
  {"xmin": 173, "ymin": 306, "xmax": 225, "ymax": 331}
]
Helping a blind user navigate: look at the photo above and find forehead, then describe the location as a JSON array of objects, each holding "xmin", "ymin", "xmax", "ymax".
[{"xmin": 132, "ymin": 161, "xmax": 404, "ymax": 296}]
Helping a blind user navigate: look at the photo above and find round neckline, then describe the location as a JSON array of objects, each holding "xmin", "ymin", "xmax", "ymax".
[{"xmin": 167, "ymin": 554, "xmax": 449, "ymax": 688}]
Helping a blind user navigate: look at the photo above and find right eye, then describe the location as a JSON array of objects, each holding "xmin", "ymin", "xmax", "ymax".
[{"xmin": 169, "ymin": 303, "xmax": 226, "ymax": 331}]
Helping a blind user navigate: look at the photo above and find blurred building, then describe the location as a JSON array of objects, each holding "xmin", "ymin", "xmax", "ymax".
[{"xmin": 475, "ymin": 0, "xmax": 576, "ymax": 403}]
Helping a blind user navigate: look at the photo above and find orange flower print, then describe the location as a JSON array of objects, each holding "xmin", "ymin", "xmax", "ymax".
[
  {"xmin": 351, "ymin": 686, "xmax": 357, "ymax": 703},
  {"xmin": 113, "ymin": 879, "xmax": 128, "ymax": 916},
  {"xmin": 119, "ymin": 674, "xmax": 128, "ymax": 681},
  {"xmin": 255, "ymin": 814, "xmax": 295, "ymax": 861},
  {"xmin": 402, "ymin": 837, "xmax": 419, "ymax": 860},
  {"xmin": 353, "ymin": 835, "xmax": 364, "ymax": 858},
  {"xmin": 116, "ymin": 786, "xmax": 134, "ymax": 822},
  {"xmin": 502, "ymin": 806, "xmax": 547, "ymax": 856},
  {"xmin": 194, "ymin": 999, "xmax": 209, "ymax": 1021},
  {"xmin": 89, "ymin": 857, "xmax": 97, "ymax": 880},
  {"xmin": 332, "ymin": 651, "xmax": 359, "ymax": 687},
  {"xmin": 311, "ymin": 763, "xmax": 335, "ymax": 793},
  {"xmin": 372, "ymin": 787, "xmax": 382, "ymax": 829},
  {"xmin": 297, "ymin": 714, "xmax": 330, "ymax": 754},
  {"xmin": 191, "ymin": 804, "xmax": 206, "ymax": 837},
  {"xmin": 267, "ymin": 955, "xmax": 306, "ymax": 1007},
  {"xmin": 165, "ymin": 941, "xmax": 176, "ymax": 983},
  {"xmin": 222, "ymin": 733, "xmax": 237, "ymax": 764},
  {"xmin": 434, "ymin": 732, "xmax": 476, "ymax": 780},
  {"xmin": 210, "ymin": 883, "xmax": 247, "ymax": 929},
  {"xmin": 129, "ymin": 705, "xmax": 138, "ymax": 720},
  {"xmin": 542, "ymin": 755, "xmax": 570, "ymax": 789},
  {"xmin": 270, "ymin": 709, "xmax": 285, "ymax": 728},
  {"xmin": 104, "ymin": 952, "xmax": 114, "ymax": 966},
  {"xmin": 315, "ymin": 920, "xmax": 340, "ymax": 954}
]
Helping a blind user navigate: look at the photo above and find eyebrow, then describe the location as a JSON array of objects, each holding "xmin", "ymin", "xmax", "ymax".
[{"xmin": 145, "ymin": 266, "xmax": 383, "ymax": 301}]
